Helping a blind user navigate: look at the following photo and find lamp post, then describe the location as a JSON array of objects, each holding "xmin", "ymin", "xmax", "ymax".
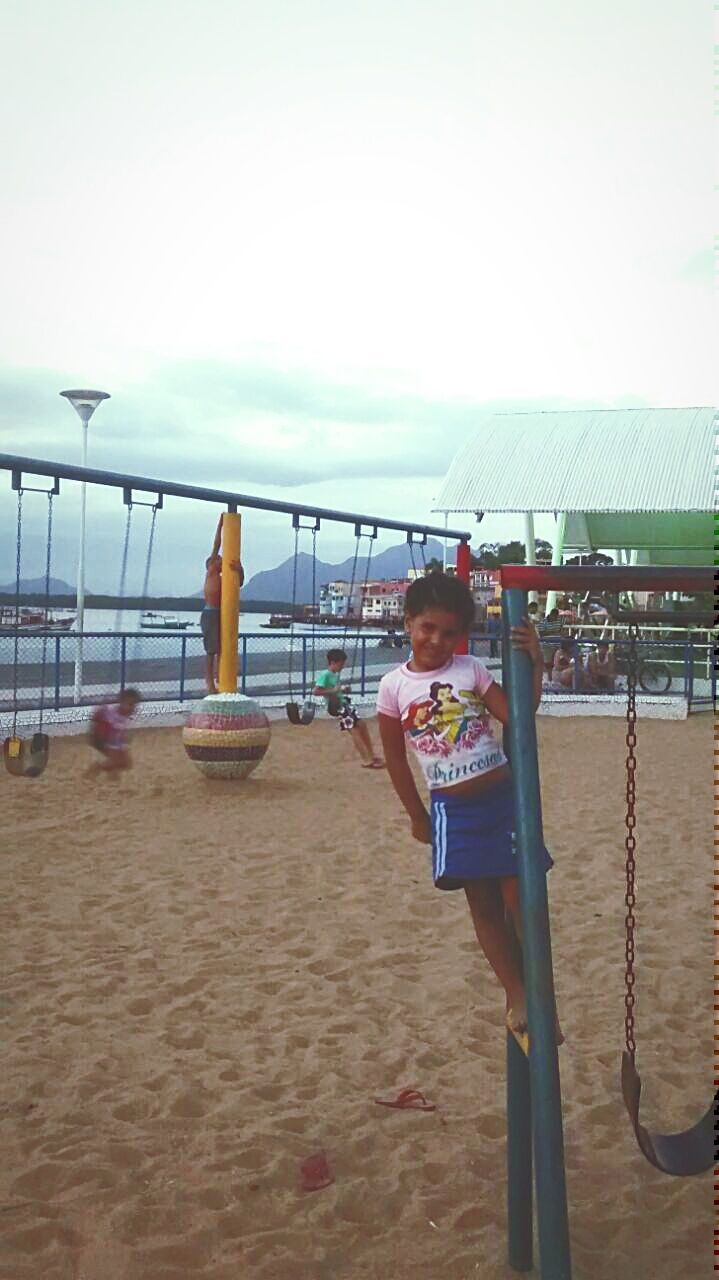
[{"xmin": 60, "ymin": 389, "xmax": 110, "ymax": 704}]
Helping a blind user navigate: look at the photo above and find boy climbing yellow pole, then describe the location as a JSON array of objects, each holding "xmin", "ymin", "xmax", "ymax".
[{"xmin": 201, "ymin": 514, "xmax": 244, "ymax": 694}]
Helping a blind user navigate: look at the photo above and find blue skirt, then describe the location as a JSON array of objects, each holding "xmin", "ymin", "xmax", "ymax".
[{"xmin": 429, "ymin": 775, "xmax": 553, "ymax": 891}]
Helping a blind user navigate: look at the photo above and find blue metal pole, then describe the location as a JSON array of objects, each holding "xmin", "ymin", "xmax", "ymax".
[
  {"xmin": 0, "ymin": 452, "xmax": 472, "ymax": 544},
  {"xmin": 507, "ymin": 1033, "xmax": 534, "ymax": 1271},
  {"xmin": 54, "ymin": 635, "xmax": 61, "ymax": 710},
  {"xmin": 301, "ymin": 636, "xmax": 308, "ymax": 697},
  {"xmin": 179, "ymin": 635, "xmax": 187, "ymax": 703},
  {"xmin": 501, "ymin": 612, "xmax": 533, "ymax": 1273},
  {"xmin": 241, "ymin": 636, "xmax": 247, "ymax": 695},
  {"xmin": 502, "ymin": 587, "xmax": 572, "ymax": 1280},
  {"xmin": 120, "ymin": 635, "xmax": 126, "ymax": 694},
  {"xmin": 360, "ymin": 637, "xmax": 367, "ymax": 695},
  {"xmin": 684, "ymin": 637, "xmax": 691, "ymax": 709}
]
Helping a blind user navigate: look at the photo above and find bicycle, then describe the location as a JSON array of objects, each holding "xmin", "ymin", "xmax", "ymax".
[{"xmin": 613, "ymin": 641, "xmax": 673, "ymax": 694}]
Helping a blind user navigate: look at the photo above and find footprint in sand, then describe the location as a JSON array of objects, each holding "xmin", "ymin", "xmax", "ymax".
[
  {"xmin": 126, "ymin": 997, "xmax": 153, "ymax": 1016},
  {"xmin": 164, "ymin": 1027, "xmax": 205, "ymax": 1050},
  {"xmin": 10, "ymin": 1161, "xmax": 67, "ymax": 1200},
  {"xmin": 3, "ymin": 1220, "xmax": 80, "ymax": 1257},
  {"xmin": 112, "ymin": 1098, "xmax": 155, "ymax": 1124},
  {"xmin": 169, "ymin": 1089, "xmax": 209, "ymax": 1119}
]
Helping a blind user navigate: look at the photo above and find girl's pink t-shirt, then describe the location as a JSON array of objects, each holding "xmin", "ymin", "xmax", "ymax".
[{"xmin": 376, "ymin": 654, "xmax": 507, "ymax": 791}]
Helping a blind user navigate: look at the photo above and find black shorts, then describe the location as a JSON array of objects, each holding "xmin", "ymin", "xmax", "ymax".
[
  {"xmin": 201, "ymin": 607, "xmax": 220, "ymax": 656},
  {"xmin": 339, "ymin": 700, "xmax": 360, "ymax": 732}
]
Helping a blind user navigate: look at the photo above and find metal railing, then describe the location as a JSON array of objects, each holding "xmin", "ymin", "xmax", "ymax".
[
  {"xmin": 0, "ymin": 626, "xmax": 714, "ymax": 727},
  {"xmin": 0, "ymin": 627, "xmax": 412, "ymax": 722},
  {"xmin": 476, "ymin": 630, "xmax": 714, "ymax": 709}
]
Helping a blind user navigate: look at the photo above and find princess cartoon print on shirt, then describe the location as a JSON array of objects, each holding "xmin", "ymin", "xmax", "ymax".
[
  {"xmin": 406, "ymin": 699, "xmax": 436, "ymax": 738},
  {"xmin": 428, "ymin": 682, "xmax": 465, "ymax": 745},
  {"xmin": 401, "ymin": 682, "xmax": 491, "ymax": 756}
]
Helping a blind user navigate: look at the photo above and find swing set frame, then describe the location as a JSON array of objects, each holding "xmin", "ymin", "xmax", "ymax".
[{"xmin": 0, "ymin": 451, "xmax": 471, "ymax": 743}]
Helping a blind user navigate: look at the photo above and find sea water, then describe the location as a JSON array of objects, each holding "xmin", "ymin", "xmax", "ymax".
[{"xmin": 0, "ymin": 607, "xmax": 390, "ymax": 667}]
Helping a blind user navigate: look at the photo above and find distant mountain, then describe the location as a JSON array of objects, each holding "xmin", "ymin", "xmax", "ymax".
[
  {"xmin": 243, "ymin": 538, "xmax": 446, "ymax": 605},
  {"xmin": 0, "ymin": 576, "xmax": 76, "ymax": 596},
  {"xmin": 2, "ymin": 540, "xmax": 448, "ymax": 605}
]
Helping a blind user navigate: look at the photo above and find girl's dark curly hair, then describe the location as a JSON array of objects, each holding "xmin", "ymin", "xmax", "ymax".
[{"xmin": 404, "ymin": 571, "xmax": 474, "ymax": 629}]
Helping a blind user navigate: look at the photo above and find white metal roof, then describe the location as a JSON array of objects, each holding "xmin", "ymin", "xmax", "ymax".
[{"xmin": 432, "ymin": 407, "xmax": 714, "ymax": 513}]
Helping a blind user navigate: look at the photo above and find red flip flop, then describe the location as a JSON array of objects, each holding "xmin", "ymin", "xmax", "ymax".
[
  {"xmin": 300, "ymin": 1150, "xmax": 334, "ymax": 1192},
  {"xmin": 374, "ymin": 1087, "xmax": 436, "ymax": 1112}
]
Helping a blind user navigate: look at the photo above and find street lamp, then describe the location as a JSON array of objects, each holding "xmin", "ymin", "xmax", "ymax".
[{"xmin": 60, "ymin": 389, "xmax": 110, "ymax": 704}]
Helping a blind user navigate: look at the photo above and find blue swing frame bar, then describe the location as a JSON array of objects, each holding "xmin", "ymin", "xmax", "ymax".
[
  {"xmin": 500, "ymin": 563, "xmax": 713, "ymax": 1280},
  {"xmin": 1, "ymin": 453, "xmax": 471, "ymax": 714},
  {"xmin": 0, "ymin": 453, "xmax": 471, "ymax": 543}
]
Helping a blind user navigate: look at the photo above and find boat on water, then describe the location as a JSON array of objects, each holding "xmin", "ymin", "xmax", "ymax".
[
  {"xmin": 140, "ymin": 611, "xmax": 194, "ymax": 630},
  {"xmin": 260, "ymin": 614, "xmax": 293, "ymax": 629},
  {"xmin": 0, "ymin": 606, "xmax": 76, "ymax": 632}
]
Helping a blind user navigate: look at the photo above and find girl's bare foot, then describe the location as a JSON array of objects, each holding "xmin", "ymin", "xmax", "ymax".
[
  {"xmin": 507, "ymin": 996, "xmax": 565, "ymax": 1046},
  {"xmin": 506, "ymin": 993, "xmax": 528, "ymax": 1035}
]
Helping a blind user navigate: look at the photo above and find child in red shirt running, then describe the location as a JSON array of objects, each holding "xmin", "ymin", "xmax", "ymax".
[{"xmin": 87, "ymin": 689, "xmax": 140, "ymax": 775}]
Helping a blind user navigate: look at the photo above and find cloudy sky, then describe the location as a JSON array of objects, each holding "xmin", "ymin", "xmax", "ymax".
[{"xmin": 0, "ymin": 0, "xmax": 712, "ymax": 593}]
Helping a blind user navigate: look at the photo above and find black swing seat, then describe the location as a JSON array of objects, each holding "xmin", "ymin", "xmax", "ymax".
[
  {"xmin": 326, "ymin": 693, "xmax": 343, "ymax": 718},
  {"xmin": 286, "ymin": 700, "xmax": 315, "ymax": 726},
  {"xmin": 621, "ymin": 1051, "xmax": 716, "ymax": 1177},
  {"xmin": 3, "ymin": 732, "xmax": 50, "ymax": 779}
]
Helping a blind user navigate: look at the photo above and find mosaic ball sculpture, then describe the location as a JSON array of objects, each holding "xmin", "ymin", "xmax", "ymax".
[{"xmin": 183, "ymin": 692, "xmax": 271, "ymax": 780}]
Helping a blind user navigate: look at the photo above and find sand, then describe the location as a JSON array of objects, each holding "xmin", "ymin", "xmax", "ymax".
[{"xmin": 1, "ymin": 713, "xmax": 712, "ymax": 1280}]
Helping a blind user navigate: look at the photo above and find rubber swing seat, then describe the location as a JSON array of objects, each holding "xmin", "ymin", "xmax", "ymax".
[
  {"xmin": 286, "ymin": 700, "xmax": 315, "ymax": 726},
  {"xmin": 621, "ymin": 1052, "xmax": 716, "ymax": 1177},
  {"xmin": 3, "ymin": 732, "xmax": 50, "ymax": 778}
]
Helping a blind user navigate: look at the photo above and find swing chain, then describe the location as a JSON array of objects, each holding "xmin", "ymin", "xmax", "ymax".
[
  {"xmin": 38, "ymin": 491, "xmax": 54, "ymax": 728},
  {"xmin": 340, "ymin": 532, "xmax": 362, "ymax": 651},
  {"xmin": 287, "ymin": 523, "xmax": 300, "ymax": 697},
  {"xmin": 349, "ymin": 532, "xmax": 375, "ymax": 684},
  {"xmin": 624, "ymin": 622, "xmax": 638, "ymax": 1060},
  {"xmin": 140, "ymin": 505, "xmax": 158, "ymax": 602},
  {"xmin": 310, "ymin": 524, "xmax": 317, "ymax": 690},
  {"xmin": 115, "ymin": 501, "xmax": 133, "ymax": 634}
]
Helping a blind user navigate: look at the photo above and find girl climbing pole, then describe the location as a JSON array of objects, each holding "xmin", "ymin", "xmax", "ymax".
[{"xmin": 377, "ymin": 571, "xmax": 561, "ymax": 1043}]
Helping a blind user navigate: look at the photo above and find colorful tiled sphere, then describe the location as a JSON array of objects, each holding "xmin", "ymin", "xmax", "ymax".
[{"xmin": 183, "ymin": 692, "xmax": 271, "ymax": 779}]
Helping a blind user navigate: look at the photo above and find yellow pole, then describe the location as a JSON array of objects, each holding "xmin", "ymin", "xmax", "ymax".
[{"xmin": 218, "ymin": 512, "xmax": 241, "ymax": 693}]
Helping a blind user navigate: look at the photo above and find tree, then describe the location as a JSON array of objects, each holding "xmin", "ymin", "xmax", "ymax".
[
  {"xmin": 472, "ymin": 538, "xmax": 553, "ymax": 569},
  {"xmin": 472, "ymin": 542, "xmax": 500, "ymax": 568},
  {"xmin": 497, "ymin": 541, "xmax": 527, "ymax": 565},
  {"xmin": 424, "ymin": 557, "xmax": 444, "ymax": 574}
]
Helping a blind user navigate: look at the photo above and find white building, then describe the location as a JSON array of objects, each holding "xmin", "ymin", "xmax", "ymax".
[
  {"xmin": 319, "ymin": 580, "xmax": 363, "ymax": 618},
  {"xmin": 471, "ymin": 568, "xmax": 500, "ymax": 602},
  {"xmin": 361, "ymin": 578, "xmax": 410, "ymax": 622}
]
